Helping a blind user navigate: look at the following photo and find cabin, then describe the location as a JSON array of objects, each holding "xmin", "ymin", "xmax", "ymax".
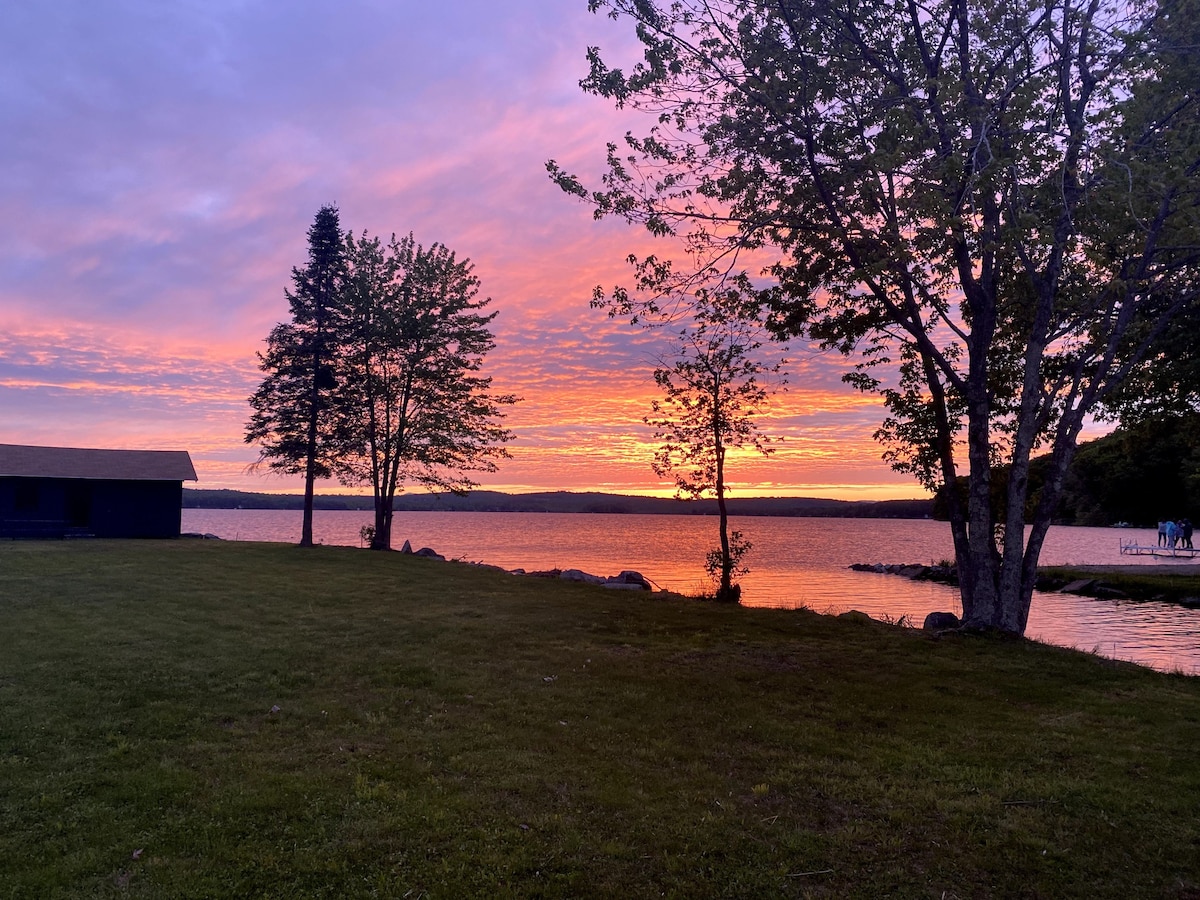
[{"xmin": 0, "ymin": 443, "xmax": 198, "ymax": 539}]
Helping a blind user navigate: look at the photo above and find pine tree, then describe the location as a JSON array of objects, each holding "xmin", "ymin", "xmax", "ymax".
[{"xmin": 246, "ymin": 206, "xmax": 349, "ymax": 546}]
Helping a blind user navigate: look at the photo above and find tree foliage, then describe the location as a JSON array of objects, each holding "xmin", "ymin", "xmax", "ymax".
[
  {"xmin": 245, "ymin": 205, "xmax": 349, "ymax": 546},
  {"xmin": 1094, "ymin": 0, "xmax": 1200, "ymax": 425},
  {"xmin": 552, "ymin": 0, "xmax": 1200, "ymax": 633},
  {"xmin": 336, "ymin": 232, "xmax": 516, "ymax": 550}
]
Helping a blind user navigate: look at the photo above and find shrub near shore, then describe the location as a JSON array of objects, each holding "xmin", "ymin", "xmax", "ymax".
[{"xmin": 2, "ymin": 540, "xmax": 1198, "ymax": 897}]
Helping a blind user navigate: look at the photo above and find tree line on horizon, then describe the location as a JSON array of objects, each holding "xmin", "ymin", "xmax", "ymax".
[
  {"xmin": 183, "ymin": 486, "xmax": 935, "ymax": 518},
  {"xmin": 228, "ymin": 411, "xmax": 1200, "ymax": 526}
]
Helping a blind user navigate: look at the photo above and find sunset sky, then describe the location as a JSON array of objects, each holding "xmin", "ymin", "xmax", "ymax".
[{"xmin": 0, "ymin": 0, "xmax": 943, "ymax": 500}]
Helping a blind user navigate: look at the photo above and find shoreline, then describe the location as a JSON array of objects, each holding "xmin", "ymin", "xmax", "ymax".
[
  {"xmin": 1042, "ymin": 563, "xmax": 1200, "ymax": 576},
  {"xmin": 851, "ymin": 560, "xmax": 1200, "ymax": 608}
]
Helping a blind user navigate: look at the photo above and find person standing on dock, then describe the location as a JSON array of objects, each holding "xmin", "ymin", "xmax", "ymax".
[
  {"xmin": 1166, "ymin": 520, "xmax": 1180, "ymax": 549},
  {"xmin": 1159, "ymin": 521, "xmax": 1169, "ymax": 547},
  {"xmin": 1182, "ymin": 519, "xmax": 1194, "ymax": 551}
]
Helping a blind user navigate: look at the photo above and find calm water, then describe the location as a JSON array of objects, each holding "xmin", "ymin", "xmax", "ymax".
[{"xmin": 183, "ymin": 509, "xmax": 1200, "ymax": 675}]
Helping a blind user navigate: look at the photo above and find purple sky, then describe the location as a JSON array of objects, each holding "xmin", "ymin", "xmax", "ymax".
[{"xmin": 0, "ymin": 0, "xmax": 936, "ymax": 499}]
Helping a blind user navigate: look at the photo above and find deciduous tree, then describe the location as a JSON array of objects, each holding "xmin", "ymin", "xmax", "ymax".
[
  {"xmin": 649, "ymin": 324, "xmax": 777, "ymax": 600},
  {"xmin": 551, "ymin": 0, "xmax": 1200, "ymax": 633},
  {"xmin": 599, "ymin": 261, "xmax": 783, "ymax": 601},
  {"xmin": 336, "ymin": 231, "xmax": 516, "ymax": 550}
]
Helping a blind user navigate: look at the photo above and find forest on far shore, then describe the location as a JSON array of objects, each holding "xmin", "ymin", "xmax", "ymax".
[
  {"xmin": 1045, "ymin": 414, "xmax": 1200, "ymax": 526},
  {"xmin": 183, "ymin": 488, "xmax": 933, "ymax": 520},
  {"xmin": 926, "ymin": 413, "xmax": 1200, "ymax": 528}
]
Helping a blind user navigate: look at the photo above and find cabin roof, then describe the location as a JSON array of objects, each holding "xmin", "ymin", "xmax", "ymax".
[{"xmin": 0, "ymin": 444, "xmax": 198, "ymax": 482}]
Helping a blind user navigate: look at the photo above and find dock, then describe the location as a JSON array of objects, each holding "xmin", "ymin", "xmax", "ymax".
[{"xmin": 1119, "ymin": 540, "xmax": 1200, "ymax": 559}]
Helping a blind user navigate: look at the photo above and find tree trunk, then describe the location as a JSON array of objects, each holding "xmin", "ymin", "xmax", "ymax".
[
  {"xmin": 960, "ymin": 388, "xmax": 1001, "ymax": 628},
  {"xmin": 370, "ymin": 449, "xmax": 402, "ymax": 552},
  {"xmin": 371, "ymin": 503, "xmax": 393, "ymax": 551},
  {"xmin": 300, "ymin": 471, "xmax": 315, "ymax": 547},
  {"xmin": 714, "ymin": 443, "xmax": 738, "ymax": 602},
  {"xmin": 299, "ymin": 345, "xmax": 322, "ymax": 548},
  {"xmin": 300, "ymin": 415, "xmax": 317, "ymax": 547},
  {"xmin": 716, "ymin": 491, "xmax": 732, "ymax": 597}
]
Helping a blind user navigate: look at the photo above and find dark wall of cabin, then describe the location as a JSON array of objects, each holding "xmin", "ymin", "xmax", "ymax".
[{"xmin": 0, "ymin": 477, "xmax": 184, "ymax": 539}]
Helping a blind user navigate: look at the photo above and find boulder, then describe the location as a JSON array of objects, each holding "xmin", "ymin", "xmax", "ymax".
[
  {"xmin": 414, "ymin": 547, "xmax": 445, "ymax": 561},
  {"xmin": 897, "ymin": 565, "xmax": 929, "ymax": 579},
  {"xmin": 922, "ymin": 611, "xmax": 961, "ymax": 631},
  {"xmin": 559, "ymin": 568, "xmax": 605, "ymax": 585},
  {"xmin": 1034, "ymin": 574, "xmax": 1062, "ymax": 591},
  {"xmin": 399, "ymin": 539, "xmax": 413, "ymax": 554},
  {"xmin": 607, "ymin": 570, "xmax": 651, "ymax": 589},
  {"xmin": 916, "ymin": 565, "xmax": 958, "ymax": 585},
  {"xmin": 1059, "ymin": 579, "xmax": 1096, "ymax": 595},
  {"xmin": 1092, "ymin": 584, "xmax": 1129, "ymax": 599},
  {"xmin": 838, "ymin": 610, "xmax": 873, "ymax": 624}
]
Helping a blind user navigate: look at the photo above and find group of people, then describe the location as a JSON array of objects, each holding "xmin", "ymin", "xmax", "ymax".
[{"xmin": 1157, "ymin": 519, "xmax": 1195, "ymax": 550}]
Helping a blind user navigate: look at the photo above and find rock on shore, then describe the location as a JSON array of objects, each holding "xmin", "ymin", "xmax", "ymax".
[
  {"xmin": 554, "ymin": 568, "xmax": 653, "ymax": 590},
  {"xmin": 848, "ymin": 562, "xmax": 958, "ymax": 585},
  {"xmin": 394, "ymin": 541, "xmax": 657, "ymax": 591}
]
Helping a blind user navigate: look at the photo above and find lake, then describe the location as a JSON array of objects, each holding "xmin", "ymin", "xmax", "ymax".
[{"xmin": 182, "ymin": 509, "xmax": 1200, "ymax": 675}]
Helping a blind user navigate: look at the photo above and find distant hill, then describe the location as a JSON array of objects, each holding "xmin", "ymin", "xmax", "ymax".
[
  {"xmin": 926, "ymin": 413, "xmax": 1200, "ymax": 528},
  {"xmin": 1044, "ymin": 413, "xmax": 1200, "ymax": 527},
  {"xmin": 184, "ymin": 488, "xmax": 934, "ymax": 520}
]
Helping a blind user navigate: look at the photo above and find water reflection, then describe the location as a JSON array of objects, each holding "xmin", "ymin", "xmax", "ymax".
[{"xmin": 183, "ymin": 510, "xmax": 1200, "ymax": 675}]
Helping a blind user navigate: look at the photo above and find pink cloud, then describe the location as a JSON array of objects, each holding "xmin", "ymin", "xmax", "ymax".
[{"xmin": 0, "ymin": 1, "xmax": 934, "ymax": 499}]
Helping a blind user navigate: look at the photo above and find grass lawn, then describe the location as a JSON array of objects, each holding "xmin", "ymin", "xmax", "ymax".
[
  {"xmin": 2, "ymin": 540, "xmax": 1198, "ymax": 898},
  {"xmin": 1040, "ymin": 565, "xmax": 1200, "ymax": 605}
]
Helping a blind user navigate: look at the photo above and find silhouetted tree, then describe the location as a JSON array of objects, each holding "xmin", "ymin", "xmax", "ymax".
[
  {"xmin": 336, "ymin": 231, "xmax": 516, "ymax": 550},
  {"xmin": 551, "ymin": 0, "xmax": 1200, "ymax": 634},
  {"xmin": 246, "ymin": 206, "xmax": 349, "ymax": 546},
  {"xmin": 598, "ymin": 265, "xmax": 783, "ymax": 601}
]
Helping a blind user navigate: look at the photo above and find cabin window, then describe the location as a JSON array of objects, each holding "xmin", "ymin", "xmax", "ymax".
[
  {"xmin": 66, "ymin": 482, "xmax": 91, "ymax": 527},
  {"xmin": 14, "ymin": 481, "xmax": 38, "ymax": 513}
]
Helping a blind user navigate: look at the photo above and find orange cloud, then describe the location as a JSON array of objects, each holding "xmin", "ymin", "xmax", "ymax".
[{"xmin": 0, "ymin": 0, "xmax": 936, "ymax": 501}]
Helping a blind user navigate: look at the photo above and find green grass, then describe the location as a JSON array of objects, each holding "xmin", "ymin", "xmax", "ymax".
[
  {"xmin": 1041, "ymin": 566, "xmax": 1200, "ymax": 604},
  {"xmin": 2, "ymin": 540, "xmax": 1198, "ymax": 898}
]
